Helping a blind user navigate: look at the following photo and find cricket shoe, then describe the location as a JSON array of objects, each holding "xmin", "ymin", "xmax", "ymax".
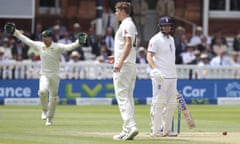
[
  {"xmin": 122, "ymin": 127, "xmax": 139, "ymax": 140},
  {"xmin": 41, "ymin": 111, "xmax": 47, "ymax": 120},
  {"xmin": 113, "ymin": 132, "xmax": 127, "ymax": 140},
  {"xmin": 45, "ymin": 118, "xmax": 53, "ymax": 126},
  {"xmin": 151, "ymin": 132, "xmax": 178, "ymax": 137}
]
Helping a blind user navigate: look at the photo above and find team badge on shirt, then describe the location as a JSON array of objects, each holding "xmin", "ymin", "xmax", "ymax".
[{"xmin": 124, "ymin": 29, "xmax": 128, "ymax": 34}]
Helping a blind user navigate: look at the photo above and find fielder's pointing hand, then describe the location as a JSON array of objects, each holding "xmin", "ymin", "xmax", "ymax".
[
  {"xmin": 4, "ymin": 23, "xmax": 16, "ymax": 35},
  {"xmin": 78, "ymin": 32, "xmax": 88, "ymax": 45}
]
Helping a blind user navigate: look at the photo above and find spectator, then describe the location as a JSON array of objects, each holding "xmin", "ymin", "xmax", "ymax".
[
  {"xmin": 66, "ymin": 51, "xmax": 82, "ymax": 79},
  {"xmin": 132, "ymin": 0, "xmax": 148, "ymax": 41},
  {"xmin": 197, "ymin": 35, "xmax": 210, "ymax": 52},
  {"xmin": 211, "ymin": 29, "xmax": 227, "ymax": 48},
  {"xmin": 102, "ymin": 6, "xmax": 118, "ymax": 35},
  {"xmin": 233, "ymin": 33, "xmax": 240, "ymax": 51},
  {"xmin": 52, "ymin": 25, "xmax": 62, "ymax": 42},
  {"xmin": 194, "ymin": 53, "xmax": 209, "ymax": 79},
  {"xmin": 174, "ymin": 26, "xmax": 187, "ymax": 64},
  {"xmin": 104, "ymin": 27, "xmax": 115, "ymax": 54},
  {"xmin": 70, "ymin": 22, "xmax": 81, "ymax": 41},
  {"xmin": 202, "ymin": 44, "xmax": 216, "ymax": 61},
  {"xmin": 12, "ymin": 40, "xmax": 29, "ymax": 60},
  {"xmin": 210, "ymin": 48, "xmax": 229, "ymax": 66},
  {"xmin": 212, "ymin": 37, "xmax": 228, "ymax": 55},
  {"xmin": 1, "ymin": 37, "xmax": 12, "ymax": 59},
  {"xmin": 0, "ymin": 47, "xmax": 7, "ymax": 61},
  {"xmin": 229, "ymin": 51, "xmax": 240, "ymax": 79},
  {"xmin": 181, "ymin": 43, "xmax": 196, "ymax": 64},
  {"xmin": 136, "ymin": 47, "xmax": 147, "ymax": 64},
  {"xmin": 95, "ymin": 44, "xmax": 109, "ymax": 63},
  {"xmin": 189, "ymin": 26, "xmax": 203, "ymax": 47},
  {"xmin": 87, "ymin": 26, "xmax": 99, "ymax": 56},
  {"xmin": 32, "ymin": 23, "xmax": 43, "ymax": 41},
  {"xmin": 58, "ymin": 31, "xmax": 73, "ymax": 61}
]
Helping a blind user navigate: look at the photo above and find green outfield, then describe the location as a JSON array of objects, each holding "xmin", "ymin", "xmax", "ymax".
[{"xmin": 0, "ymin": 105, "xmax": 239, "ymax": 144}]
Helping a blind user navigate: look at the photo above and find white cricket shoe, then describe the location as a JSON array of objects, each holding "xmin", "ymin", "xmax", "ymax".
[
  {"xmin": 45, "ymin": 118, "xmax": 53, "ymax": 126},
  {"xmin": 151, "ymin": 132, "xmax": 177, "ymax": 137},
  {"xmin": 41, "ymin": 111, "xmax": 47, "ymax": 120},
  {"xmin": 113, "ymin": 132, "xmax": 127, "ymax": 140},
  {"xmin": 122, "ymin": 127, "xmax": 139, "ymax": 140}
]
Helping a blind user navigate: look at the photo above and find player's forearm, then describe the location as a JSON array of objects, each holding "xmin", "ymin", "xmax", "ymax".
[
  {"xmin": 14, "ymin": 30, "xmax": 37, "ymax": 49},
  {"xmin": 146, "ymin": 53, "xmax": 156, "ymax": 69},
  {"xmin": 62, "ymin": 40, "xmax": 80, "ymax": 51}
]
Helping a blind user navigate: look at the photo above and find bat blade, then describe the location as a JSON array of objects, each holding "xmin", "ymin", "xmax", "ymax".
[{"xmin": 177, "ymin": 94, "xmax": 195, "ymax": 129}]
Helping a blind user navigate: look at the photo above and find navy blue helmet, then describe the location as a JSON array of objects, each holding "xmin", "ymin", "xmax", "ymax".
[{"xmin": 158, "ymin": 16, "xmax": 173, "ymax": 26}]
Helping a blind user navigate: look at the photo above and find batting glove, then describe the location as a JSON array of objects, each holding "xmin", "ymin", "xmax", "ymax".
[
  {"xmin": 78, "ymin": 32, "xmax": 87, "ymax": 45},
  {"xmin": 150, "ymin": 68, "xmax": 165, "ymax": 83},
  {"xmin": 4, "ymin": 23, "xmax": 16, "ymax": 35}
]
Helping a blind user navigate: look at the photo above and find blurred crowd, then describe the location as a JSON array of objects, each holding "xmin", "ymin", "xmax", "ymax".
[{"xmin": 0, "ymin": 4, "xmax": 240, "ymax": 79}]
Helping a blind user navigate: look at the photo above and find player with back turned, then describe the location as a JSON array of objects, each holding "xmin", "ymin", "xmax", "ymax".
[
  {"xmin": 4, "ymin": 23, "xmax": 87, "ymax": 126},
  {"xmin": 147, "ymin": 16, "xmax": 178, "ymax": 137}
]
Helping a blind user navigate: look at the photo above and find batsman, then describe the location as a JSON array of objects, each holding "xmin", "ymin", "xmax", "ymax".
[
  {"xmin": 4, "ymin": 23, "xmax": 87, "ymax": 126},
  {"xmin": 147, "ymin": 16, "xmax": 178, "ymax": 137}
]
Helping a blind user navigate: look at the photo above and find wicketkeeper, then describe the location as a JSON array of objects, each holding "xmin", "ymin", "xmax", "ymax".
[{"xmin": 4, "ymin": 23, "xmax": 87, "ymax": 126}]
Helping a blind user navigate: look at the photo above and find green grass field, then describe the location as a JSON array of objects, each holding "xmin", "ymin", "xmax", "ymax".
[{"xmin": 0, "ymin": 105, "xmax": 239, "ymax": 144}]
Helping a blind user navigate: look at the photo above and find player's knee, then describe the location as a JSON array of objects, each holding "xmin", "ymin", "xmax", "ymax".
[
  {"xmin": 50, "ymin": 96, "xmax": 59, "ymax": 104},
  {"xmin": 38, "ymin": 89, "xmax": 48, "ymax": 97}
]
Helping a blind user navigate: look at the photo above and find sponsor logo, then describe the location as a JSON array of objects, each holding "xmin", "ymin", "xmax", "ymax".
[
  {"xmin": 182, "ymin": 86, "xmax": 206, "ymax": 98},
  {"xmin": 0, "ymin": 87, "xmax": 31, "ymax": 98},
  {"xmin": 225, "ymin": 82, "xmax": 240, "ymax": 97}
]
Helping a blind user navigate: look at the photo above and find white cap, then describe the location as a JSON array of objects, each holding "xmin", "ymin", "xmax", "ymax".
[
  {"xmin": 71, "ymin": 51, "xmax": 80, "ymax": 57},
  {"xmin": 200, "ymin": 53, "xmax": 208, "ymax": 59},
  {"xmin": 0, "ymin": 47, "xmax": 4, "ymax": 53},
  {"xmin": 196, "ymin": 26, "xmax": 203, "ymax": 31},
  {"xmin": 73, "ymin": 23, "xmax": 80, "ymax": 28},
  {"xmin": 138, "ymin": 47, "xmax": 146, "ymax": 53}
]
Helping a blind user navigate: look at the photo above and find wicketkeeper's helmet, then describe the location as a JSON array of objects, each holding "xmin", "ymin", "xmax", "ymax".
[{"xmin": 41, "ymin": 29, "xmax": 53, "ymax": 37}]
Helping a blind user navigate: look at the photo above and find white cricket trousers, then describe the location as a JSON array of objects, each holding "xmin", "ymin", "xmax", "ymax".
[
  {"xmin": 150, "ymin": 78, "xmax": 178, "ymax": 134},
  {"xmin": 38, "ymin": 73, "xmax": 60, "ymax": 119},
  {"xmin": 113, "ymin": 63, "xmax": 137, "ymax": 133}
]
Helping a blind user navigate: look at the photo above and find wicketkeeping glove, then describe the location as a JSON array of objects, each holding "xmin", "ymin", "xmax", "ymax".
[
  {"xmin": 4, "ymin": 23, "xmax": 16, "ymax": 35},
  {"xmin": 150, "ymin": 68, "xmax": 165, "ymax": 83},
  {"xmin": 78, "ymin": 32, "xmax": 87, "ymax": 45}
]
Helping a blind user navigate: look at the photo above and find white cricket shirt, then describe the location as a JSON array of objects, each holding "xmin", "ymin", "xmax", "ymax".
[
  {"xmin": 114, "ymin": 17, "xmax": 137, "ymax": 64},
  {"xmin": 14, "ymin": 30, "xmax": 80, "ymax": 74},
  {"xmin": 148, "ymin": 32, "xmax": 177, "ymax": 78}
]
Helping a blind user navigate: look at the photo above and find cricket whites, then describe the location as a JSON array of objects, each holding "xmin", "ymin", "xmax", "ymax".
[{"xmin": 177, "ymin": 94, "xmax": 195, "ymax": 129}]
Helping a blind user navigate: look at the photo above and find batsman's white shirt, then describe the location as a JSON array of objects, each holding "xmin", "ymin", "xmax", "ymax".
[
  {"xmin": 148, "ymin": 32, "xmax": 177, "ymax": 78},
  {"xmin": 114, "ymin": 17, "xmax": 137, "ymax": 64},
  {"xmin": 14, "ymin": 30, "xmax": 80, "ymax": 74}
]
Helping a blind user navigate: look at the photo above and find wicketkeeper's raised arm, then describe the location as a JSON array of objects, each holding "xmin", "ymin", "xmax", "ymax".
[
  {"xmin": 4, "ymin": 23, "xmax": 39, "ymax": 49},
  {"xmin": 59, "ymin": 32, "xmax": 88, "ymax": 51}
]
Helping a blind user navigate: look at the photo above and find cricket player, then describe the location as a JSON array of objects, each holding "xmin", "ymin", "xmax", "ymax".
[
  {"xmin": 108, "ymin": 2, "xmax": 138, "ymax": 140},
  {"xmin": 147, "ymin": 16, "xmax": 178, "ymax": 137},
  {"xmin": 4, "ymin": 23, "xmax": 87, "ymax": 126}
]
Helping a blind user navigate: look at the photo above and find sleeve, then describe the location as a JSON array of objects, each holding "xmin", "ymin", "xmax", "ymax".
[
  {"xmin": 14, "ymin": 30, "xmax": 39, "ymax": 50},
  {"xmin": 57, "ymin": 40, "xmax": 80, "ymax": 53},
  {"xmin": 122, "ymin": 23, "xmax": 132, "ymax": 38},
  {"xmin": 148, "ymin": 38, "xmax": 157, "ymax": 53}
]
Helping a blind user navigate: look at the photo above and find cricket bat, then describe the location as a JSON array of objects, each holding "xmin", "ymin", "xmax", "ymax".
[{"xmin": 177, "ymin": 94, "xmax": 195, "ymax": 129}]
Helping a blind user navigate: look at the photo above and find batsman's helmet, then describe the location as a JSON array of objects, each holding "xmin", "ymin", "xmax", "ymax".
[
  {"xmin": 158, "ymin": 16, "xmax": 174, "ymax": 34},
  {"xmin": 41, "ymin": 29, "xmax": 53, "ymax": 37},
  {"xmin": 159, "ymin": 16, "xmax": 173, "ymax": 26}
]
